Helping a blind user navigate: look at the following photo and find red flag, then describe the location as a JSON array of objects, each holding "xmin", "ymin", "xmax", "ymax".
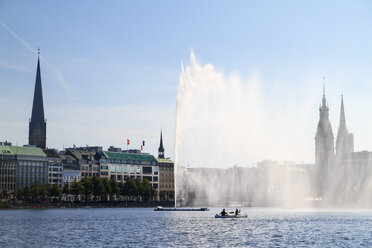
[
  {"xmin": 141, "ymin": 145, "xmax": 143, "ymax": 151},
  {"xmin": 127, "ymin": 139, "xmax": 130, "ymax": 145}
]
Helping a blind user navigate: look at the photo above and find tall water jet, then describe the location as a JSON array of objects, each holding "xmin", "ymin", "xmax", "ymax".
[{"xmin": 174, "ymin": 52, "xmax": 315, "ymax": 207}]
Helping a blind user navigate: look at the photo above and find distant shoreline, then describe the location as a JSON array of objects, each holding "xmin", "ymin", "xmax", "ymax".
[{"xmin": 0, "ymin": 201, "xmax": 174, "ymax": 210}]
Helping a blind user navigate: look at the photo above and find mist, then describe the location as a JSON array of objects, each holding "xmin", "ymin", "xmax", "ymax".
[{"xmin": 174, "ymin": 52, "xmax": 372, "ymax": 208}]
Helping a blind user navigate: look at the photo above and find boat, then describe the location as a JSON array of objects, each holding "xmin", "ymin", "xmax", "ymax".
[
  {"xmin": 154, "ymin": 206, "xmax": 209, "ymax": 211},
  {"xmin": 215, "ymin": 214, "xmax": 247, "ymax": 218}
]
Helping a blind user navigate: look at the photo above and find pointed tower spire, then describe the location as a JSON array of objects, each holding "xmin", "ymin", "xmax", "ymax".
[
  {"xmin": 322, "ymin": 78, "xmax": 326, "ymax": 107},
  {"xmin": 158, "ymin": 130, "xmax": 165, "ymax": 158},
  {"xmin": 29, "ymin": 49, "xmax": 46, "ymax": 149},
  {"xmin": 336, "ymin": 94, "xmax": 354, "ymax": 158},
  {"xmin": 339, "ymin": 94, "xmax": 346, "ymax": 130}
]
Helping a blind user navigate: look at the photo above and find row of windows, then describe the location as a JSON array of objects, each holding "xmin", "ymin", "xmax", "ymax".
[
  {"xmin": 100, "ymin": 159, "xmax": 157, "ymax": 166},
  {"xmin": 63, "ymin": 176, "xmax": 81, "ymax": 180},
  {"xmin": 160, "ymin": 184, "xmax": 174, "ymax": 189},
  {"xmin": 18, "ymin": 162, "xmax": 47, "ymax": 166}
]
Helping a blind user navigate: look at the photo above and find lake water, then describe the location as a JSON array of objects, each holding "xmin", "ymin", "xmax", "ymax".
[{"xmin": 1, "ymin": 208, "xmax": 372, "ymax": 247}]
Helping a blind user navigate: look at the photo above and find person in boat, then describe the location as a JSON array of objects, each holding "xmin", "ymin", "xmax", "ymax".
[
  {"xmin": 220, "ymin": 209, "xmax": 227, "ymax": 216},
  {"xmin": 235, "ymin": 209, "xmax": 239, "ymax": 215}
]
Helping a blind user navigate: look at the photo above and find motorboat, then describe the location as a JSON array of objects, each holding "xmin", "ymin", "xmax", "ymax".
[{"xmin": 154, "ymin": 206, "xmax": 209, "ymax": 211}]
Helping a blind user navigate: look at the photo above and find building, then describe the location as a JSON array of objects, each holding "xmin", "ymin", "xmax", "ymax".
[
  {"xmin": 60, "ymin": 154, "xmax": 81, "ymax": 186},
  {"xmin": 156, "ymin": 131, "xmax": 174, "ymax": 200},
  {"xmin": 99, "ymin": 151, "xmax": 159, "ymax": 189},
  {"xmin": 64, "ymin": 149, "xmax": 100, "ymax": 178},
  {"xmin": 29, "ymin": 50, "xmax": 47, "ymax": 149},
  {"xmin": 314, "ymin": 86, "xmax": 334, "ymax": 196},
  {"xmin": 44, "ymin": 149, "xmax": 63, "ymax": 187},
  {"xmin": 335, "ymin": 95, "xmax": 354, "ymax": 160},
  {"xmin": 157, "ymin": 157, "xmax": 174, "ymax": 200},
  {"xmin": 0, "ymin": 146, "xmax": 16, "ymax": 193},
  {"xmin": 6, "ymin": 146, "xmax": 48, "ymax": 190}
]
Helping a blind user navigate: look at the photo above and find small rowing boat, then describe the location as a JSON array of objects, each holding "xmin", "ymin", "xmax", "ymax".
[{"xmin": 215, "ymin": 214, "xmax": 247, "ymax": 218}]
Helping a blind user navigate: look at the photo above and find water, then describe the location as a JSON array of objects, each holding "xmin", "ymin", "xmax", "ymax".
[{"xmin": 1, "ymin": 208, "xmax": 372, "ymax": 247}]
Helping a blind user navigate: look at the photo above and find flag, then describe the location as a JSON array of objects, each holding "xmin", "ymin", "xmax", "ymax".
[
  {"xmin": 141, "ymin": 145, "xmax": 143, "ymax": 151},
  {"xmin": 127, "ymin": 139, "xmax": 130, "ymax": 145},
  {"xmin": 142, "ymin": 140, "xmax": 145, "ymax": 146}
]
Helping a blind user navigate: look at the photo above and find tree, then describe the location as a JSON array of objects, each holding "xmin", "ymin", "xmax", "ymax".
[
  {"xmin": 92, "ymin": 176, "xmax": 105, "ymax": 201},
  {"xmin": 30, "ymin": 183, "xmax": 41, "ymax": 201},
  {"xmin": 1, "ymin": 189, "xmax": 10, "ymax": 200},
  {"xmin": 135, "ymin": 178, "xmax": 142, "ymax": 202},
  {"xmin": 62, "ymin": 182, "xmax": 70, "ymax": 195},
  {"xmin": 102, "ymin": 178, "xmax": 111, "ymax": 201},
  {"xmin": 51, "ymin": 184, "xmax": 62, "ymax": 200},
  {"xmin": 16, "ymin": 189, "xmax": 23, "ymax": 201},
  {"xmin": 23, "ymin": 186, "xmax": 31, "ymax": 201},
  {"xmin": 39, "ymin": 184, "xmax": 50, "ymax": 201},
  {"xmin": 81, "ymin": 177, "xmax": 93, "ymax": 202},
  {"xmin": 141, "ymin": 178, "xmax": 152, "ymax": 202},
  {"xmin": 110, "ymin": 178, "xmax": 120, "ymax": 201},
  {"xmin": 71, "ymin": 180, "xmax": 84, "ymax": 200}
]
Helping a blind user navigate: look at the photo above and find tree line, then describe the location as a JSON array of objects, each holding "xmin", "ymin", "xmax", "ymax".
[{"xmin": 10, "ymin": 176, "xmax": 157, "ymax": 203}]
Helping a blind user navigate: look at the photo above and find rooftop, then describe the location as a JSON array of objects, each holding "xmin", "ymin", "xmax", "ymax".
[
  {"xmin": 103, "ymin": 151, "xmax": 157, "ymax": 163},
  {"xmin": 156, "ymin": 157, "xmax": 174, "ymax": 164},
  {"xmin": 8, "ymin": 146, "xmax": 46, "ymax": 157}
]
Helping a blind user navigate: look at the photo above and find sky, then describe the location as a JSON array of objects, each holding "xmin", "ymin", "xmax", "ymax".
[{"xmin": 1, "ymin": 1, "xmax": 372, "ymax": 164}]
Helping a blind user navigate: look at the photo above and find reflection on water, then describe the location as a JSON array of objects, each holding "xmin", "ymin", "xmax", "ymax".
[{"xmin": 0, "ymin": 208, "xmax": 372, "ymax": 247}]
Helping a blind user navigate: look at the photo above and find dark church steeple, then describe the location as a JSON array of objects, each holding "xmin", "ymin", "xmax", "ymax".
[
  {"xmin": 158, "ymin": 130, "xmax": 165, "ymax": 158},
  {"xmin": 29, "ymin": 50, "xmax": 46, "ymax": 149}
]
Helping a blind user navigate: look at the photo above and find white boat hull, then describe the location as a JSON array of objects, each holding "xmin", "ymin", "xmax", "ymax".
[{"xmin": 215, "ymin": 214, "xmax": 247, "ymax": 218}]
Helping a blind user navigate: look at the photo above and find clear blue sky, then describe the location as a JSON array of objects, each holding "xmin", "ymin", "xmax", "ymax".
[{"xmin": 1, "ymin": 1, "xmax": 372, "ymax": 163}]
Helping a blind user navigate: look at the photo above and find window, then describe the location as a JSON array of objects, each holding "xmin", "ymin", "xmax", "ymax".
[
  {"xmin": 110, "ymin": 165, "xmax": 116, "ymax": 173},
  {"xmin": 124, "ymin": 165, "xmax": 128, "ymax": 173},
  {"xmin": 117, "ymin": 165, "xmax": 122, "ymax": 173},
  {"xmin": 143, "ymin": 167, "xmax": 152, "ymax": 174},
  {"xmin": 101, "ymin": 165, "xmax": 108, "ymax": 170},
  {"xmin": 130, "ymin": 166, "xmax": 135, "ymax": 174},
  {"xmin": 136, "ymin": 166, "xmax": 141, "ymax": 174},
  {"xmin": 154, "ymin": 167, "xmax": 159, "ymax": 175}
]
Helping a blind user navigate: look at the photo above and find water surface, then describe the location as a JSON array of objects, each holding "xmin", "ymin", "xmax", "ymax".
[{"xmin": 1, "ymin": 208, "xmax": 372, "ymax": 247}]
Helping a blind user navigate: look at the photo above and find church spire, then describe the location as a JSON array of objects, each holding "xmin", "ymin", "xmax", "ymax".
[
  {"xmin": 29, "ymin": 50, "xmax": 46, "ymax": 149},
  {"xmin": 158, "ymin": 130, "xmax": 165, "ymax": 158},
  {"xmin": 336, "ymin": 94, "xmax": 354, "ymax": 158},
  {"xmin": 339, "ymin": 94, "xmax": 346, "ymax": 131}
]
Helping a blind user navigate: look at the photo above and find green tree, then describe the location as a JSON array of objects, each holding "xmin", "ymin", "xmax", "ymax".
[
  {"xmin": 51, "ymin": 184, "xmax": 62, "ymax": 199},
  {"xmin": 141, "ymin": 178, "xmax": 152, "ymax": 202},
  {"xmin": 39, "ymin": 184, "xmax": 50, "ymax": 201},
  {"xmin": 71, "ymin": 180, "xmax": 84, "ymax": 200},
  {"xmin": 81, "ymin": 177, "xmax": 93, "ymax": 202},
  {"xmin": 102, "ymin": 178, "xmax": 111, "ymax": 201},
  {"xmin": 16, "ymin": 189, "xmax": 23, "ymax": 201},
  {"xmin": 110, "ymin": 178, "xmax": 120, "ymax": 201},
  {"xmin": 1, "ymin": 189, "xmax": 10, "ymax": 200},
  {"xmin": 62, "ymin": 182, "xmax": 70, "ymax": 195},
  {"xmin": 23, "ymin": 186, "xmax": 31, "ymax": 201},
  {"xmin": 135, "ymin": 178, "xmax": 142, "ymax": 202},
  {"xmin": 92, "ymin": 176, "xmax": 105, "ymax": 201},
  {"xmin": 30, "ymin": 183, "xmax": 41, "ymax": 201}
]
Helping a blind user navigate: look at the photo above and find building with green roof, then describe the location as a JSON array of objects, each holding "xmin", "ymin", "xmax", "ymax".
[
  {"xmin": 99, "ymin": 151, "xmax": 159, "ymax": 190},
  {"xmin": 5, "ymin": 145, "xmax": 48, "ymax": 190}
]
